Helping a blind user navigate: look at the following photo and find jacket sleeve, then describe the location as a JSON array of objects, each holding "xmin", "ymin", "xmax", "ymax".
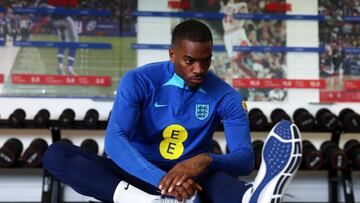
[
  {"xmin": 105, "ymin": 71, "xmax": 166, "ymax": 187},
  {"xmin": 208, "ymin": 92, "xmax": 254, "ymax": 176}
]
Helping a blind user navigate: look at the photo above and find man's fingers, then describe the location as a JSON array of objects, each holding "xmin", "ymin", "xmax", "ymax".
[
  {"xmin": 169, "ymin": 191, "xmax": 182, "ymax": 202},
  {"xmin": 159, "ymin": 173, "xmax": 187, "ymax": 194},
  {"xmin": 180, "ymin": 181, "xmax": 195, "ymax": 197},
  {"xmin": 159, "ymin": 172, "xmax": 202, "ymax": 200},
  {"xmin": 186, "ymin": 179, "xmax": 203, "ymax": 191},
  {"xmin": 168, "ymin": 175, "xmax": 181, "ymax": 193},
  {"xmin": 183, "ymin": 178, "xmax": 202, "ymax": 192},
  {"xmin": 168, "ymin": 190, "xmax": 183, "ymax": 202},
  {"xmin": 176, "ymin": 175, "xmax": 188, "ymax": 186},
  {"xmin": 174, "ymin": 185, "xmax": 192, "ymax": 200},
  {"xmin": 195, "ymin": 183, "xmax": 203, "ymax": 191},
  {"xmin": 159, "ymin": 174, "xmax": 173, "ymax": 194}
]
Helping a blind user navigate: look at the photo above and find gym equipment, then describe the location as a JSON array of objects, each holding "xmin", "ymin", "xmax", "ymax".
[
  {"xmin": 293, "ymin": 108, "xmax": 315, "ymax": 131},
  {"xmin": 320, "ymin": 140, "xmax": 348, "ymax": 170},
  {"xmin": 42, "ymin": 126, "xmax": 62, "ymax": 203},
  {"xmin": 8, "ymin": 109, "xmax": 26, "ymax": 127},
  {"xmin": 22, "ymin": 138, "xmax": 49, "ymax": 167},
  {"xmin": 58, "ymin": 109, "xmax": 75, "ymax": 128},
  {"xmin": 84, "ymin": 109, "xmax": 99, "ymax": 128},
  {"xmin": 301, "ymin": 140, "xmax": 324, "ymax": 170},
  {"xmin": 34, "ymin": 109, "xmax": 51, "ymax": 128},
  {"xmin": 316, "ymin": 108, "xmax": 341, "ymax": 132},
  {"xmin": 344, "ymin": 139, "xmax": 360, "ymax": 170},
  {"xmin": 80, "ymin": 138, "xmax": 99, "ymax": 155},
  {"xmin": 0, "ymin": 138, "xmax": 23, "ymax": 167},
  {"xmin": 252, "ymin": 140, "xmax": 264, "ymax": 170},
  {"xmin": 339, "ymin": 109, "xmax": 360, "ymax": 132},
  {"xmin": 249, "ymin": 108, "xmax": 268, "ymax": 131},
  {"xmin": 56, "ymin": 138, "xmax": 73, "ymax": 145},
  {"xmin": 270, "ymin": 108, "xmax": 291, "ymax": 124}
]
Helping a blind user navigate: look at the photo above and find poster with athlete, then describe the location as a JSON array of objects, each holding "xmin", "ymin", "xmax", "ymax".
[
  {"xmin": 319, "ymin": 0, "xmax": 360, "ymax": 102},
  {"xmin": 170, "ymin": 0, "xmax": 288, "ymax": 102},
  {"xmin": 0, "ymin": 0, "xmax": 137, "ymax": 98}
]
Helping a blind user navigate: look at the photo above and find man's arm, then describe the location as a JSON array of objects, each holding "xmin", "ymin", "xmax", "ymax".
[
  {"xmin": 209, "ymin": 91, "xmax": 254, "ymax": 176},
  {"xmin": 105, "ymin": 71, "xmax": 166, "ymax": 187}
]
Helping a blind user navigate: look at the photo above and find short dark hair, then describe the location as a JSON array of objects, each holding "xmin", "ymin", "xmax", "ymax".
[{"xmin": 171, "ymin": 19, "xmax": 213, "ymax": 46}]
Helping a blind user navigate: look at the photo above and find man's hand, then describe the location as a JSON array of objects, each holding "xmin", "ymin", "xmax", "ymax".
[
  {"xmin": 159, "ymin": 172, "xmax": 201, "ymax": 201},
  {"xmin": 160, "ymin": 176, "xmax": 201, "ymax": 201},
  {"xmin": 158, "ymin": 154, "xmax": 212, "ymax": 200}
]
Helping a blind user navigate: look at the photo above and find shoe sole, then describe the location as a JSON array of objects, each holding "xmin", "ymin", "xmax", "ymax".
[{"xmin": 249, "ymin": 120, "xmax": 302, "ymax": 203}]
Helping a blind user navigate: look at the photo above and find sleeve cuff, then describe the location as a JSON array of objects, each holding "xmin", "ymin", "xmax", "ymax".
[{"xmin": 207, "ymin": 153, "xmax": 224, "ymax": 171}]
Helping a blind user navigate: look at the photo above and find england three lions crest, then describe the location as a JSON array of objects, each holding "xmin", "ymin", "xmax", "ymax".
[{"xmin": 195, "ymin": 104, "xmax": 209, "ymax": 120}]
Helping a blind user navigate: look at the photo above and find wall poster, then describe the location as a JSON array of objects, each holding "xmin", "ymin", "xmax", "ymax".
[
  {"xmin": 170, "ymin": 0, "xmax": 289, "ymax": 102},
  {"xmin": 319, "ymin": 0, "xmax": 360, "ymax": 102},
  {"xmin": 0, "ymin": 0, "xmax": 137, "ymax": 98}
]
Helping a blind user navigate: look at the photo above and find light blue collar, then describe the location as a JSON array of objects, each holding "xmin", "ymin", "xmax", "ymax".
[{"xmin": 162, "ymin": 73, "xmax": 207, "ymax": 94}]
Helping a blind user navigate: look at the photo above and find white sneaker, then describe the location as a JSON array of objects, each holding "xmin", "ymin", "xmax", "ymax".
[
  {"xmin": 113, "ymin": 181, "xmax": 199, "ymax": 203},
  {"xmin": 246, "ymin": 120, "xmax": 302, "ymax": 203},
  {"xmin": 67, "ymin": 66, "xmax": 77, "ymax": 75},
  {"xmin": 113, "ymin": 181, "xmax": 158, "ymax": 203},
  {"xmin": 152, "ymin": 192, "xmax": 198, "ymax": 203},
  {"xmin": 57, "ymin": 64, "xmax": 65, "ymax": 75},
  {"xmin": 151, "ymin": 196, "xmax": 180, "ymax": 203}
]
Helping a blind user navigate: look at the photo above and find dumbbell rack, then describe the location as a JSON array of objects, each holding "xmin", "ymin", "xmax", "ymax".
[
  {"xmin": 0, "ymin": 118, "xmax": 108, "ymax": 203},
  {"xmin": 1, "ymin": 119, "xmax": 359, "ymax": 202},
  {"xmin": 328, "ymin": 128, "xmax": 355, "ymax": 203},
  {"xmin": 41, "ymin": 126, "xmax": 62, "ymax": 203}
]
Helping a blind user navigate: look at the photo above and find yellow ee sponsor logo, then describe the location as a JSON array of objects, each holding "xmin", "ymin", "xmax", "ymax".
[
  {"xmin": 242, "ymin": 100, "xmax": 248, "ymax": 112},
  {"xmin": 159, "ymin": 124, "xmax": 188, "ymax": 160}
]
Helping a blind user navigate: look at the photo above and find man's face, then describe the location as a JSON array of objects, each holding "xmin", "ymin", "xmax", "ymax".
[{"xmin": 169, "ymin": 39, "xmax": 212, "ymax": 88}]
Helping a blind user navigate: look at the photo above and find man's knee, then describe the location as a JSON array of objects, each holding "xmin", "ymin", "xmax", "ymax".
[{"xmin": 42, "ymin": 142, "xmax": 71, "ymax": 171}]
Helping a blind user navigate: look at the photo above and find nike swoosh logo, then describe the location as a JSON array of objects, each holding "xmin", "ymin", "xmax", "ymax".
[
  {"xmin": 154, "ymin": 102, "xmax": 168, "ymax": 108},
  {"xmin": 124, "ymin": 183, "xmax": 129, "ymax": 190}
]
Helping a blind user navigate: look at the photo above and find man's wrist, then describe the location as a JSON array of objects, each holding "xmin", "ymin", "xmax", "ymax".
[
  {"xmin": 206, "ymin": 153, "xmax": 224, "ymax": 170},
  {"xmin": 199, "ymin": 153, "xmax": 213, "ymax": 168}
]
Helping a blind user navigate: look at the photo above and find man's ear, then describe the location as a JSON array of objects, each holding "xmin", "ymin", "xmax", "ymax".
[{"xmin": 169, "ymin": 48, "xmax": 175, "ymax": 62}]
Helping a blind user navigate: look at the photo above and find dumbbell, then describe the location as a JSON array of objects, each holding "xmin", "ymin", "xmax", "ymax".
[
  {"xmin": 58, "ymin": 109, "xmax": 75, "ymax": 128},
  {"xmin": 316, "ymin": 108, "xmax": 341, "ymax": 131},
  {"xmin": 339, "ymin": 109, "xmax": 360, "ymax": 132},
  {"xmin": 84, "ymin": 109, "xmax": 99, "ymax": 128},
  {"xmin": 344, "ymin": 139, "xmax": 360, "ymax": 170},
  {"xmin": 0, "ymin": 138, "xmax": 23, "ymax": 167},
  {"xmin": 211, "ymin": 140, "xmax": 222, "ymax": 154},
  {"xmin": 22, "ymin": 138, "xmax": 48, "ymax": 167},
  {"xmin": 252, "ymin": 140, "xmax": 264, "ymax": 170},
  {"xmin": 270, "ymin": 108, "xmax": 291, "ymax": 124},
  {"xmin": 249, "ymin": 108, "xmax": 268, "ymax": 131},
  {"xmin": 56, "ymin": 138, "xmax": 73, "ymax": 145},
  {"xmin": 8, "ymin": 109, "xmax": 26, "ymax": 127},
  {"xmin": 34, "ymin": 109, "xmax": 50, "ymax": 128},
  {"xmin": 320, "ymin": 140, "xmax": 348, "ymax": 170},
  {"xmin": 80, "ymin": 139, "xmax": 99, "ymax": 155},
  {"xmin": 293, "ymin": 108, "xmax": 315, "ymax": 131},
  {"xmin": 301, "ymin": 140, "xmax": 324, "ymax": 170}
]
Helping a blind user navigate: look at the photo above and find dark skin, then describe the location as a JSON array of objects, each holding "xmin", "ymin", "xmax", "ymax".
[{"xmin": 158, "ymin": 39, "xmax": 214, "ymax": 201}]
